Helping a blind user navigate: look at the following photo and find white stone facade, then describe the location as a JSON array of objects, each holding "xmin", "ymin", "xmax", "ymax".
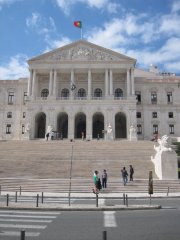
[{"xmin": 0, "ymin": 40, "xmax": 180, "ymax": 141}]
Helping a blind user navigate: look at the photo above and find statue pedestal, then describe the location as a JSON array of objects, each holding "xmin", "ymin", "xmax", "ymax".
[
  {"xmin": 129, "ymin": 125, "xmax": 137, "ymax": 141},
  {"xmin": 152, "ymin": 150, "xmax": 178, "ymax": 180}
]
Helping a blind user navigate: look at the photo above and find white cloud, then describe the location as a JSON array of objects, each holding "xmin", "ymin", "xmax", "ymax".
[
  {"xmin": 0, "ymin": 0, "xmax": 21, "ymax": 10},
  {"xmin": 44, "ymin": 36, "xmax": 71, "ymax": 52},
  {"xmin": 55, "ymin": 0, "xmax": 120, "ymax": 15},
  {"xmin": 26, "ymin": 12, "xmax": 41, "ymax": 28},
  {"xmin": 0, "ymin": 55, "xmax": 29, "ymax": 80},
  {"xmin": 171, "ymin": 0, "xmax": 180, "ymax": 12}
]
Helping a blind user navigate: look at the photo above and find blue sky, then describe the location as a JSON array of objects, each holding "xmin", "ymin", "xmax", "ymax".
[{"xmin": 0, "ymin": 0, "xmax": 180, "ymax": 79}]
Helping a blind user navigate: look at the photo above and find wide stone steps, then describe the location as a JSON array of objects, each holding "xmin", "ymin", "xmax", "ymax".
[{"xmin": 0, "ymin": 178, "xmax": 180, "ymax": 194}]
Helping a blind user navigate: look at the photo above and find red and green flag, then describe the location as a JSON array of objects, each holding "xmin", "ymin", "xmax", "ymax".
[{"xmin": 74, "ymin": 21, "xmax": 82, "ymax": 28}]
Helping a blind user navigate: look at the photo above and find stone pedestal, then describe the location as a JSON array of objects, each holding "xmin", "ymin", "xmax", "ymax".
[
  {"xmin": 152, "ymin": 150, "xmax": 178, "ymax": 180},
  {"xmin": 129, "ymin": 125, "xmax": 137, "ymax": 141}
]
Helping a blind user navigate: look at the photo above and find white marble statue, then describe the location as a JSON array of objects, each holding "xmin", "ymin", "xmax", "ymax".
[
  {"xmin": 129, "ymin": 125, "xmax": 137, "ymax": 141},
  {"xmin": 154, "ymin": 135, "xmax": 172, "ymax": 152},
  {"xmin": 25, "ymin": 123, "xmax": 30, "ymax": 133}
]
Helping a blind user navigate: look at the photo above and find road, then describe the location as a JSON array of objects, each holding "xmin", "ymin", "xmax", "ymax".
[{"xmin": 0, "ymin": 198, "xmax": 179, "ymax": 240}]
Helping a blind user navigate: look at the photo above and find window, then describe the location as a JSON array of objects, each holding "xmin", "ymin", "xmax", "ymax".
[
  {"xmin": 8, "ymin": 92, "xmax": 14, "ymax": 105},
  {"xmin": 169, "ymin": 124, "xmax": 174, "ymax": 134},
  {"xmin": 94, "ymin": 88, "xmax": 102, "ymax": 98},
  {"xmin": 22, "ymin": 124, "xmax": 25, "ymax": 134},
  {"xmin": 136, "ymin": 112, "xmax": 141, "ymax": 118},
  {"xmin": 78, "ymin": 88, "xmax": 86, "ymax": 98},
  {"xmin": 167, "ymin": 92, "xmax": 173, "ymax": 104},
  {"xmin": 23, "ymin": 112, "xmax": 26, "ymax": 118},
  {"xmin": 152, "ymin": 112, "xmax": 157, "ymax": 118},
  {"xmin": 115, "ymin": 88, "xmax": 123, "ymax": 98},
  {"xmin": 61, "ymin": 88, "xmax": 69, "ymax": 99},
  {"xmin": 168, "ymin": 112, "xmax": 173, "ymax": 118},
  {"xmin": 137, "ymin": 124, "xmax": 142, "ymax": 134},
  {"xmin": 135, "ymin": 91, "xmax": 141, "ymax": 104},
  {"xmin": 6, "ymin": 124, "xmax": 11, "ymax": 134},
  {"xmin": 23, "ymin": 92, "xmax": 27, "ymax": 103},
  {"xmin": 7, "ymin": 112, "xmax": 12, "ymax": 118},
  {"xmin": 151, "ymin": 92, "xmax": 157, "ymax": 104},
  {"xmin": 41, "ymin": 89, "xmax": 49, "ymax": 98},
  {"xmin": 153, "ymin": 124, "xmax": 158, "ymax": 134}
]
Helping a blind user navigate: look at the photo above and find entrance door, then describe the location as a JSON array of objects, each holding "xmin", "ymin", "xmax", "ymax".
[
  {"xmin": 35, "ymin": 112, "xmax": 46, "ymax": 138},
  {"xmin": 57, "ymin": 113, "xmax": 68, "ymax": 138},
  {"xmin": 115, "ymin": 112, "xmax": 127, "ymax": 138},
  {"xmin": 75, "ymin": 113, "xmax": 86, "ymax": 139},
  {"xmin": 93, "ymin": 113, "xmax": 104, "ymax": 139}
]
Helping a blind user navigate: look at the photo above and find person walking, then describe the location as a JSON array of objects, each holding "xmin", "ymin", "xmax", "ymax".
[
  {"xmin": 121, "ymin": 167, "xmax": 128, "ymax": 186},
  {"xmin": 129, "ymin": 165, "xmax": 134, "ymax": 181},
  {"xmin": 93, "ymin": 170, "xmax": 102, "ymax": 194},
  {"xmin": 102, "ymin": 169, "xmax": 108, "ymax": 188},
  {"xmin": 46, "ymin": 132, "xmax": 49, "ymax": 141}
]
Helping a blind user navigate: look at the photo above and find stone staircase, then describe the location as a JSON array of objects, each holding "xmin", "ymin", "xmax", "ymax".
[{"xmin": 0, "ymin": 139, "xmax": 179, "ymax": 194}]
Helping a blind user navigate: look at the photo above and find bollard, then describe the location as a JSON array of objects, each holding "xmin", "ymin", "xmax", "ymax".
[
  {"xmin": 36, "ymin": 194, "xmax": 39, "ymax": 207},
  {"xmin": 126, "ymin": 194, "xmax": 128, "ymax": 207},
  {"xmin": 123, "ymin": 193, "xmax": 126, "ymax": 205},
  {"xmin": 15, "ymin": 191, "xmax": 17, "ymax": 203},
  {"xmin": 6, "ymin": 194, "xmax": 9, "ymax": 207},
  {"xmin": 42, "ymin": 192, "xmax": 44, "ymax": 204},
  {"xmin": 96, "ymin": 193, "xmax": 98, "ymax": 207},
  {"xmin": 21, "ymin": 230, "xmax": 25, "ymax": 240},
  {"xmin": 103, "ymin": 230, "xmax": 107, "ymax": 240},
  {"xmin": 20, "ymin": 186, "xmax": 21, "ymax": 196},
  {"xmin": 167, "ymin": 187, "xmax": 170, "ymax": 196}
]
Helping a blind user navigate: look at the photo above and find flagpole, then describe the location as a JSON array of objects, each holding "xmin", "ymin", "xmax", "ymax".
[{"xmin": 81, "ymin": 26, "xmax": 83, "ymax": 39}]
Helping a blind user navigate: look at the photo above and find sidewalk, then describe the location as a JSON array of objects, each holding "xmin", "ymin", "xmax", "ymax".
[{"xmin": 1, "ymin": 191, "xmax": 179, "ymax": 211}]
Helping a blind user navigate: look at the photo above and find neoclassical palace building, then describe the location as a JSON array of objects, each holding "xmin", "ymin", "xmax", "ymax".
[{"xmin": 0, "ymin": 40, "xmax": 180, "ymax": 140}]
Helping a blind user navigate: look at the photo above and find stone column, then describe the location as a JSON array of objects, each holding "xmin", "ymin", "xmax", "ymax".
[
  {"xmin": 110, "ymin": 69, "xmax": 113, "ymax": 96},
  {"xmin": 86, "ymin": 112, "xmax": 92, "ymax": 140},
  {"xmin": 131, "ymin": 68, "xmax": 135, "ymax": 95},
  {"xmin": 68, "ymin": 115, "xmax": 74, "ymax": 139},
  {"xmin": 32, "ymin": 69, "xmax": 36, "ymax": 99},
  {"xmin": 105, "ymin": 69, "xmax": 109, "ymax": 97},
  {"xmin": 49, "ymin": 70, "xmax": 53, "ymax": 96},
  {"xmin": 70, "ymin": 69, "xmax": 75, "ymax": 100},
  {"xmin": 53, "ymin": 69, "xmax": 57, "ymax": 97},
  {"xmin": 27, "ymin": 69, "xmax": 33, "ymax": 96},
  {"xmin": 88, "ymin": 69, "xmax": 92, "ymax": 100},
  {"xmin": 127, "ymin": 69, "xmax": 130, "ymax": 97}
]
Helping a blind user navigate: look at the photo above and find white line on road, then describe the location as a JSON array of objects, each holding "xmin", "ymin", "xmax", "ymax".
[
  {"xmin": 0, "ymin": 231, "xmax": 40, "ymax": 237},
  {"xmin": 0, "ymin": 223, "xmax": 46, "ymax": 229},
  {"xmin": 0, "ymin": 210, "xmax": 61, "ymax": 215},
  {"xmin": 0, "ymin": 214, "xmax": 56, "ymax": 218},
  {"xmin": 104, "ymin": 211, "xmax": 117, "ymax": 228},
  {"xmin": 0, "ymin": 218, "xmax": 52, "ymax": 223}
]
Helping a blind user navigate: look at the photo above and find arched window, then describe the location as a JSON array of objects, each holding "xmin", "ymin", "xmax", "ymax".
[
  {"xmin": 41, "ymin": 89, "xmax": 49, "ymax": 98},
  {"xmin": 78, "ymin": 88, "xmax": 86, "ymax": 98},
  {"xmin": 115, "ymin": 88, "xmax": 123, "ymax": 98},
  {"xmin": 94, "ymin": 88, "xmax": 102, "ymax": 98},
  {"xmin": 61, "ymin": 88, "xmax": 69, "ymax": 99}
]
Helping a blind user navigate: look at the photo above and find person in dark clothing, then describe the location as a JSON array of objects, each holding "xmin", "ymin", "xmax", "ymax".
[
  {"xmin": 129, "ymin": 165, "xmax": 134, "ymax": 181},
  {"xmin": 102, "ymin": 169, "xmax": 108, "ymax": 188},
  {"xmin": 46, "ymin": 132, "xmax": 49, "ymax": 141}
]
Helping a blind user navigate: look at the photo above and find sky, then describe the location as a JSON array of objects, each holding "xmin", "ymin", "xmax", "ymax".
[{"xmin": 0, "ymin": 0, "xmax": 180, "ymax": 79}]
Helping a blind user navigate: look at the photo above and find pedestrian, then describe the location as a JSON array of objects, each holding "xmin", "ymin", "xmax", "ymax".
[
  {"xmin": 102, "ymin": 169, "xmax": 108, "ymax": 188},
  {"xmin": 93, "ymin": 170, "xmax": 101, "ymax": 194},
  {"xmin": 129, "ymin": 165, "xmax": 134, "ymax": 181},
  {"xmin": 81, "ymin": 131, "xmax": 84, "ymax": 140},
  {"xmin": 46, "ymin": 132, "xmax": 49, "ymax": 141},
  {"xmin": 121, "ymin": 167, "xmax": 128, "ymax": 186}
]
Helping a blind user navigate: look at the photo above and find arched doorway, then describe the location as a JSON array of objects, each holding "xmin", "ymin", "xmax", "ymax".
[
  {"xmin": 35, "ymin": 112, "xmax": 46, "ymax": 138},
  {"xmin": 115, "ymin": 112, "xmax": 127, "ymax": 138},
  {"xmin": 75, "ymin": 113, "xmax": 86, "ymax": 139},
  {"xmin": 93, "ymin": 113, "xmax": 104, "ymax": 139},
  {"xmin": 57, "ymin": 113, "xmax": 68, "ymax": 139}
]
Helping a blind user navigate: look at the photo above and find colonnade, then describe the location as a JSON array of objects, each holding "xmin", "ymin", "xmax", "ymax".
[{"xmin": 27, "ymin": 68, "xmax": 135, "ymax": 99}]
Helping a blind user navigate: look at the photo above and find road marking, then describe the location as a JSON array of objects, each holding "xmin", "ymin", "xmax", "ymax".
[
  {"xmin": 0, "ymin": 210, "xmax": 61, "ymax": 215},
  {"xmin": 0, "ymin": 231, "xmax": 40, "ymax": 237},
  {"xmin": 104, "ymin": 211, "xmax": 117, "ymax": 227},
  {"xmin": 0, "ymin": 218, "xmax": 52, "ymax": 223},
  {"xmin": 0, "ymin": 223, "xmax": 46, "ymax": 229},
  {"xmin": 0, "ymin": 214, "xmax": 56, "ymax": 218}
]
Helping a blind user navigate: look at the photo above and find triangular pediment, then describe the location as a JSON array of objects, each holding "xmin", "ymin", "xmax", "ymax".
[{"xmin": 28, "ymin": 40, "xmax": 136, "ymax": 64}]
